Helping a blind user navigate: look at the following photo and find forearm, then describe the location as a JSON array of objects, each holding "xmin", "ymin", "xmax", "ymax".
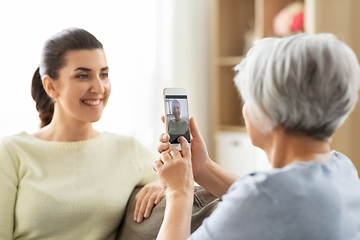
[
  {"xmin": 195, "ymin": 158, "xmax": 239, "ymax": 199},
  {"xmin": 157, "ymin": 192, "xmax": 193, "ymax": 240}
]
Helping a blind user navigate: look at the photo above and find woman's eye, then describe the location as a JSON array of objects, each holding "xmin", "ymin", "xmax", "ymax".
[
  {"xmin": 101, "ymin": 73, "xmax": 109, "ymax": 78},
  {"xmin": 76, "ymin": 74, "xmax": 88, "ymax": 79}
]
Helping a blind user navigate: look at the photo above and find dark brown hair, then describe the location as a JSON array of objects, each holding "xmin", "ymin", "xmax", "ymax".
[{"xmin": 31, "ymin": 27, "xmax": 103, "ymax": 128}]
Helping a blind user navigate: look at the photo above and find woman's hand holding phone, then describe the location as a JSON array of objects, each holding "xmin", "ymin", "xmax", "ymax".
[
  {"xmin": 158, "ymin": 116, "xmax": 211, "ymax": 180},
  {"xmin": 154, "ymin": 137, "xmax": 194, "ymax": 196},
  {"xmin": 158, "ymin": 116, "xmax": 239, "ymax": 199},
  {"xmin": 153, "ymin": 137, "xmax": 194, "ymax": 240}
]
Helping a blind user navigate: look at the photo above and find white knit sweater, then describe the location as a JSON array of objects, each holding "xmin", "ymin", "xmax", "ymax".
[{"xmin": 0, "ymin": 131, "xmax": 158, "ymax": 240}]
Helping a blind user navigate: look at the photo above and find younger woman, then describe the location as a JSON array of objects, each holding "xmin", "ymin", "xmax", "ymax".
[{"xmin": 0, "ymin": 27, "xmax": 163, "ymax": 240}]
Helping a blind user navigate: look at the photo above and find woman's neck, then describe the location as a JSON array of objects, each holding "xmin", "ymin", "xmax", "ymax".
[
  {"xmin": 33, "ymin": 114, "xmax": 99, "ymax": 142},
  {"xmin": 265, "ymin": 127, "xmax": 332, "ymax": 168}
]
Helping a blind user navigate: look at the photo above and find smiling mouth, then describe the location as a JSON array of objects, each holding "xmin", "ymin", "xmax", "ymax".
[{"xmin": 82, "ymin": 99, "xmax": 101, "ymax": 106}]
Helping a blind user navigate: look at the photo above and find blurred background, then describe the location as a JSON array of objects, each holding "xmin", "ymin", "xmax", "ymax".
[
  {"xmin": 0, "ymin": 0, "xmax": 211, "ymax": 153},
  {"xmin": 0, "ymin": 0, "xmax": 359, "ymax": 177}
]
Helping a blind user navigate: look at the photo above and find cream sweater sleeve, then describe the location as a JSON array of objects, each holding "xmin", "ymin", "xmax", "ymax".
[
  {"xmin": 0, "ymin": 138, "xmax": 19, "ymax": 240},
  {"xmin": 131, "ymin": 138, "xmax": 159, "ymax": 186}
]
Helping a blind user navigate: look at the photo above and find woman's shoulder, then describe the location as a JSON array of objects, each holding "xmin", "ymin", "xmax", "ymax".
[
  {"xmin": 0, "ymin": 132, "xmax": 32, "ymax": 162},
  {"xmin": 217, "ymin": 153, "xmax": 360, "ymax": 239},
  {"xmin": 0, "ymin": 131, "xmax": 32, "ymax": 147},
  {"xmin": 228, "ymin": 164, "xmax": 315, "ymax": 194},
  {"xmin": 227, "ymin": 166, "xmax": 300, "ymax": 194},
  {"xmin": 227, "ymin": 152, "xmax": 359, "ymax": 203},
  {"xmin": 101, "ymin": 132, "xmax": 151, "ymax": 152},
  {"xmin": 102, "ymin": 131, "xmax": 141, "ymax": 145},
  {"xmin": 202, "ymin": 160, "xmax": 359, "ymax": 240}
]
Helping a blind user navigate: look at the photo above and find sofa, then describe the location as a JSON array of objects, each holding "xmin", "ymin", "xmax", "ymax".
[{"xmin": 116, "ymin": 186, "xmax": 220, "ymax": 240}]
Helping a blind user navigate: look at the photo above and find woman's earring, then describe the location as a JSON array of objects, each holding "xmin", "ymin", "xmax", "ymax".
[{"xmin": 54, "ymin": 99, "xmax": 57, "ymax": 104}]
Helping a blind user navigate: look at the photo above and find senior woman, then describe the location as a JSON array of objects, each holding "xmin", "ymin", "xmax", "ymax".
[{"xmin": 154, "ymin": 33, "xmax": 360, "ymax": 240}]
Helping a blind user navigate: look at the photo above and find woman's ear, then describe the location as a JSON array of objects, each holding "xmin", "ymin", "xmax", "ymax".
[{"xmin": 42, "ymin": 75, "xmax": 59, "ymax": 99}]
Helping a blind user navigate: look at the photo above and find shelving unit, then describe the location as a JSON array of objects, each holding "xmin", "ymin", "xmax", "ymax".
[
  {"xmin": 211, "ymin": 0, "xmax": 360, "ymax": 175},
  {"xmin": 211, "ymin": 0, "xmax": 304, "ymax": 162},
  {"xmin": 304, "ymin": 0, "xmax": 360, "ymax": 173}
]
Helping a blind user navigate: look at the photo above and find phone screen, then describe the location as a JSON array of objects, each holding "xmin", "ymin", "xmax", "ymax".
[{"xmin": 165, "ymin": 95, "xmax": 191, "ymax": 144}]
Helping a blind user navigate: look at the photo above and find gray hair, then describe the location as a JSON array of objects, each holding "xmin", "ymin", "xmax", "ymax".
[{"xmin": 234, "ymin": 33, "xmax": 360, "ymax": 140}]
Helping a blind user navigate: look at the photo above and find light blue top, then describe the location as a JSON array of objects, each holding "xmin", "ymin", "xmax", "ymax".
[{"xmin": 190, "ymin": 151, "xmax": 360, "ymax": 240}]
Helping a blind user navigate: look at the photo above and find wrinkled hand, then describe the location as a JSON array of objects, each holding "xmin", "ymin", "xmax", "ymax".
[
  {"xmin": 153, "ymin": 137, "xmax": 194, "ymax": 197},
  {"xmin": 158, "ymin": 116, "xmax": 210, "ymax": 179},
  {"xmin": 134, "ymin": 180, "xmax": 165, "ymax": 223}
]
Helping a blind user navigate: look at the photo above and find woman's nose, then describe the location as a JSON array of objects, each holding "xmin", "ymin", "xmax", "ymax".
[{"xmin": 90, "ymin": 77, "xmax": 105, "ymax": 94}]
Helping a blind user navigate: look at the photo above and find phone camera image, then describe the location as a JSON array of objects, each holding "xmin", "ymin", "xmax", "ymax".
[{"xmin": 165, "ymin": 95, "xmax": 191, "ymax": 144}]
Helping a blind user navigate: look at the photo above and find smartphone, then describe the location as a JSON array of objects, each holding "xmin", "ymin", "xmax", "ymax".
[{"xmin": 163, "ymin": 88, "xmax": 191, "ymax": 150}]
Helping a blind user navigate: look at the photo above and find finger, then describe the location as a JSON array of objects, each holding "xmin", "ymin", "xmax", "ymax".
[
  {"xmin": 159, "ymin": 133, "xmax": 170, "ymax": 143},
  {"xmin": 135, "ymin": 189, "xmax": 143, "ymax": 202},
  {"xmin": 153, "ymin": 159, "xmax": 163, "ymax": 172},
  {"xmin": 189, "ymin": 117, "xmax": 203, "ymax": 140},
  {"xmin": 144, "ymin": 202, "xmax": 155, "ymax": 219},
  {"xmin": 134, "ymin": 190, "xmax": 146, "ymax": 221},
  {"xmin": 160, "ymin": 151, "xmax": 172, "ymax": 163},
  {"xmin": 169, "ymin": 149, "xmax": 182, "ymax": 159},
  {"xmin": 137, "ymin": 194, "xmax": 150, "ymax": 223},
  {"xmin": 161, "ymin": 115, "xmax": 165, "ymax": 123},
  {"xmin": 157, "ymin": 142, "xmax": 170, "ymax": 154},
  {"xmin": 144, "ymin": 193, "xmax": 158, "ymax": 218},
  {"xmin": 179, "ymin": 137, "xmax": 191, "ymax": 159},
  {"xmin": 154, "ymin": 189, "xmax": 165, "ymax": 204}
]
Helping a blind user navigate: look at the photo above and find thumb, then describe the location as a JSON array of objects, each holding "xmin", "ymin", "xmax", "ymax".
[
  {"xmin": 179, "ymin": 137, "xmax": 191, "ymax": 160},
  {"xmin": 189, "ymin": 117, "xmax": 203, "ymax": 140}
]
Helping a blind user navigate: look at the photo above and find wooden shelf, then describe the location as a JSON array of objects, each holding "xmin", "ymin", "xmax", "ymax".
[
  {"xmin": 256, "ymin": 0, "xmax": 304, "ymax": 38},
  {"xmin": 217, "ymin": 56, "xmax": 244, "ymax": 66},
  {"xmin": 218, "ymin": 0, "xmax": 255, "ymax": 56},
  {"xmin": 219, "ymin": 125, "xmax": 247, "ymax": 133},
  {"xmin": 211, "ymin": 0, "xmax": 304, "ymax": 160},
  {"xmin": 218, "ymin": 66, "xmax": 244, "ymax": 126}
]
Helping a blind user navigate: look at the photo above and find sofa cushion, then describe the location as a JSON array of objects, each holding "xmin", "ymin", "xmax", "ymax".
[{"xmin": 116, "ymin": 186, "xmax": 219, "ymax": 240}]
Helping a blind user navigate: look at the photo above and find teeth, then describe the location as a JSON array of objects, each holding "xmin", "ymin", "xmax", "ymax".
[{"xmin": 83, "ymin": 100, "xmax": 101, "ymax": 106}]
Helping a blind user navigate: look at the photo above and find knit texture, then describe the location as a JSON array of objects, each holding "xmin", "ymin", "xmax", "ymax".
[{"xmin": 0, "ymin": 131, "xmax": 158, "ymax": 240}]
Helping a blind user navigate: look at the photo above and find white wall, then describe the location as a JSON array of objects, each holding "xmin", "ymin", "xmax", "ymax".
[{"xmin": 0, "ymin": 0, "xmax": 211, "ymax": 153}]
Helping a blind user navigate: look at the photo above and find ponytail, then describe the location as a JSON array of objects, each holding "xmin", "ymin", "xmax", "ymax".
[{"xmin": 31, "ymin": 67, "xmax": 54, "ymax": 128}]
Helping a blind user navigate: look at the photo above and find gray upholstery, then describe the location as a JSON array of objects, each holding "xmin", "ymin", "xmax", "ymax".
[{"xmin": 116, "ymin": 186, "xmax": 219, "ymax": 240}]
